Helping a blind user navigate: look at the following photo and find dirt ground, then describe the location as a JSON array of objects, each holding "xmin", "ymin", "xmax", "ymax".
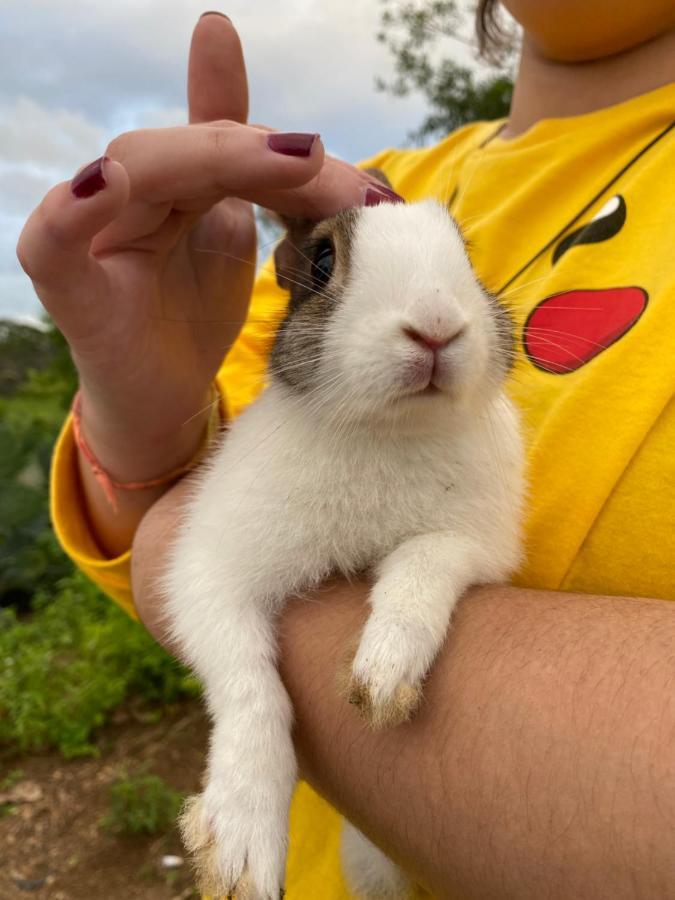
[{"xmin": 0, "ymin": 700, "xmax": 210, "ymax": 900}]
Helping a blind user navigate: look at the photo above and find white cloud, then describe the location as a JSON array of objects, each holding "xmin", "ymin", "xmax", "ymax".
[
  {"xmin": 0, "ymin": 270, "xmax": 43, "ymax": 325},
  {"xmin": 0, "ymin": 98, "xmax": 105, "ymax": 173},
  {"xmin": 0, "ymin": 168, "xmax": 55, "ymax": 218},
  {"xmin": 0, "ymin": 0, "xmax": 498, "ymax": 322}
]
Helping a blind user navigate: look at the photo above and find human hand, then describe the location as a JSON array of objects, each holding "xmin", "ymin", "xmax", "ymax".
[{"xmin": 16, "ymin": 13, "xmax": 379, "ymax": 485}]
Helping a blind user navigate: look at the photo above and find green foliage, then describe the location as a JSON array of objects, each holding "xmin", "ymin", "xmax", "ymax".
[
  {"xmin": 377, "ymin": 0, "xmax": 514, "ymax": 143},
  {"xmin": 0, "ymin": 318, "xmax": 202, "ymax": 759},
  {"xmin": 102, "ymin": 770, "xmax": 183, "ymax": 835},
  {"xmin": 0, "ymin": 769, "xmax": 24, "ymax": 817},
  {"xmin": 0, "ymin": 319, "xmax": 78, "ymax": 608},
  {"xmin": 0, "ymin": 768, "xmax": 25, "ymax": 789},
  {"xmin": 0, "ymin": 571, "xmax": 200, "ymax": 758},
  {"xmin": 0, "ymin": 321, "xmax": 61, "ymax": 396}
]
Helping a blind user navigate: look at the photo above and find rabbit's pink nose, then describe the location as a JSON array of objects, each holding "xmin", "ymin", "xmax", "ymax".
[{"xmin": 403, "ymin": 326, "xmax": 461, "ymax": 353}]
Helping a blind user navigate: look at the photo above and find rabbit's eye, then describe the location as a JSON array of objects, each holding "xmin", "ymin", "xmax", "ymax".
[{"xmin": 312, "ymin": 240, "xmax": 334, "ymax": 289}]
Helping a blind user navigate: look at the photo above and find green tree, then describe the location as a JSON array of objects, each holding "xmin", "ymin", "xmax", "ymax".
[
  {"xmin": 376, "ymin": 0, "xmax": 515, "ymax": 144},
  {"xmin": 0, "ymin": 321, "xmax": 61, "ymax": 396},
  {"xmin": 0, "ymin": 320, "xmax": 77, "ymax": 608}
]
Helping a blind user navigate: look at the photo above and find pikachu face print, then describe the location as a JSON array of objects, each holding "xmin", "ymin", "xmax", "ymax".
[{"xmin": 521, "ymin": 195, "xmax": 648, "ymax": 375}]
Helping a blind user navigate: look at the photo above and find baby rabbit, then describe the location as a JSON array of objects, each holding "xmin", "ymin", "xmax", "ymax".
[{"xmin": 162, "ymin": 197, "xmax": 525, "ymax": 899}]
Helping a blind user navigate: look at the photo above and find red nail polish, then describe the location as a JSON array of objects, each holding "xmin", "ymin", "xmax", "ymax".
[
  {"xmin": 71, "ymin": 157, "xmax": 108, "ymax": 199},
  {"xmin": 267, "ymin": 133, "xmax": 319, "ymax": 157},
  {"xmin": 364, "ymin": 188, "xmax": 394, "ymax": 207},
  {"xmin": 369, "ymin": 183, "xmax": 404, "ymax": 203}
]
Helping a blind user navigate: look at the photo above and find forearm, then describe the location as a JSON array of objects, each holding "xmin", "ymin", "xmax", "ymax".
[
  {"xmin": 132, "ymin": 491, "xmax": 675, "ymax": 897},
  {"xmin": 278, "ymin": 582, "xmax": 675, "ymax": 899}
]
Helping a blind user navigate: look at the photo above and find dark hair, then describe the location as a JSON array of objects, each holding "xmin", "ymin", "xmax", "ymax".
[{"xmin": 475, "ymin": 0, "xmax": 512, "ymax": 64}]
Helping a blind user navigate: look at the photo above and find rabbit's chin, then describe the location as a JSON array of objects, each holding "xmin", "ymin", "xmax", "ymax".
[
  {"xmin": 303, "ymin": 385, "xmax": 482, "ymax": 437},
  {"xmin": 319, "ymin": 356, "xmax": 496, "ymax": 427}
]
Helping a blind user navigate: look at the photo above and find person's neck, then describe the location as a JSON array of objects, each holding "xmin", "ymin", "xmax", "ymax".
[{"xmin": 501, "ymin": 29, "xmax": 675, "ymax": 140}]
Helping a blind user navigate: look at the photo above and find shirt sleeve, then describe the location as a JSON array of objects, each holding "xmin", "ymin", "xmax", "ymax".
[{"xmin": 50, "ymin": 414, "xmax": 137, "ymax": 617}]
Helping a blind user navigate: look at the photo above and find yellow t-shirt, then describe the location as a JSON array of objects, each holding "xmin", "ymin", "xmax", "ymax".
[{"xmin": 51, "ymin": 83, "xmax": 675, "ymax": 897}]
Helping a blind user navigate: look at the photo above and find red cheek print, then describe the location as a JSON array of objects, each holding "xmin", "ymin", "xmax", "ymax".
[{"xmin": 523, "ymin": 287, "xmax": 648, "ymax": 374}]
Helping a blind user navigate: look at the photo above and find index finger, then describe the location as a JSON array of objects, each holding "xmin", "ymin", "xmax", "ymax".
[
  {"xmin": 241, "ymin": 155, "xmax": 402, "ymax": 220},
  {"xmin": 105, "ymin": 124, "xmax": 324, "ymax": 205}
]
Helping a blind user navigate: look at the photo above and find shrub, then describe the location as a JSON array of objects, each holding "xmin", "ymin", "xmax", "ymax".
[
  {"xmin": 0, "ymin": 320, "xmax": 77, "ymax": 608},
  {"xmin": 0, "ymin": 572, "xmax": 200, "ymax": 758},
  {"xmin": 102, "ymin": 770, "xmax": 183, "ymax": 835}
]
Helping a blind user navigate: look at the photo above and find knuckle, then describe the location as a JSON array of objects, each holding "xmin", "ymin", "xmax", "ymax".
[
  {"xmin": 34, "ymin": 202, "xmax": 72, "ymax": 251},
  {"xmin": 204, "ymin": 125, "xmax": 230, "ymax": 158},
  {"xmin": 15, "ymin": 226, "xmax": 33, "ymax": 276},
  {"xmin": 203, "ymin": 124, "xmax": 240, "ymax": 173},
  {"xmin": 15, "ymin": 203, "xmax": 65, "ymax": 277},
  {"xmin": 16, "ymin": 198, "xmax": 74, "ymax": 284},
  {"xmin": 105, "ymin": 129, "xmax": 137, "ymax": 161}
]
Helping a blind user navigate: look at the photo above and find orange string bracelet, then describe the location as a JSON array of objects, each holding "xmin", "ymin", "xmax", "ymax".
[{"xmin": 71, "ymin": 387, "xmax": 223, "ymax": 513}]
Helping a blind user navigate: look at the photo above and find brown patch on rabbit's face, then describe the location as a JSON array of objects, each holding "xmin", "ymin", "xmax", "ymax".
[{"xmin": 270, "ymin": 209, "xmax": 358, "ymax": 393}]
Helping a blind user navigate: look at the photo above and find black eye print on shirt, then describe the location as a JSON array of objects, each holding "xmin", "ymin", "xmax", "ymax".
[{"xmin": 552, "ymin": 194, "xmax": 627, "ymax": 265}]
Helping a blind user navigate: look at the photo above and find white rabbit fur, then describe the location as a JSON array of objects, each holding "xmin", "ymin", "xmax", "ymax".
[{"xmin": 161, "ymin": 199, "xmax": 525, "ymax": 899}]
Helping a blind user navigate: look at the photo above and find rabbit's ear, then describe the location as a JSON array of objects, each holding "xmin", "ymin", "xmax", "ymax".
[
  {"xmin": 274, "ymin": 217, "xmax": 316, "ymax": 291},
  {"xmin": 362, "ymin": 167, "xmax": 393, "ymax": 190}
]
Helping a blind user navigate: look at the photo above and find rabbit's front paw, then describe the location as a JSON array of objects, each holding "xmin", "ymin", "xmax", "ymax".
[
  {"xmin": 180, "ymin": 787, "xmax": 286, "ymax": 900},
  {"xmin": 342, "ymin": 629, "xmax": 425, "ymax": 729},
  {"xmin": 346, "ymin": 673, "xmax": 421, "ymax": 729}
]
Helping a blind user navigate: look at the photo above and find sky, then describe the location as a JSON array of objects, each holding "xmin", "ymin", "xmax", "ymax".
[{"xmin": 0, "ymin": 0, "xmax": 495, "ymax": 323}]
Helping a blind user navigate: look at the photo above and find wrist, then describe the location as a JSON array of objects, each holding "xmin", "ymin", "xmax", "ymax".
[{"xmin": 75, "ymin": 382, "xmax": 224, "ymax": 486}]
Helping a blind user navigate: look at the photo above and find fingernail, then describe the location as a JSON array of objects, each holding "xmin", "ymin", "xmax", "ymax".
[
  {"xmin": 267, "ymin": 133, "xmax": 319, "ymax": 157},
  {"xmin": 369, "ymin": 183, "xmax": 404, "ymax": 203},
  {"xmin": 199, "ymin": 11, "xmax": 231, "ymax": 20},
  {"xmin": 363, "ymin": 186, "xmax": 404, "ymax": 207},
  {"xmin": 71, "ymin": 156, "xmax": 108, "ymax": 199}
]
